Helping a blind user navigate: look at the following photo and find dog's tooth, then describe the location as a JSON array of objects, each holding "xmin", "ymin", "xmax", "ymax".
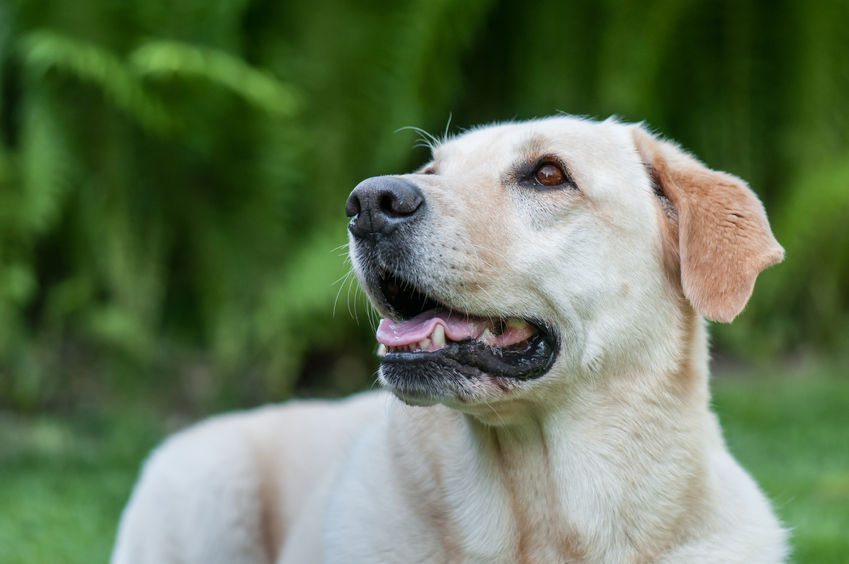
[
  {"xmin": 506, "ymin": 318, "xmax": 530, "ymax": 330},
  {"xmin": 479, "ymin": 328, "xmax": 495, "ymax": 344},
  {"xmin": 377, "ymin": 344, "xmax": 387, "ymax": 357},
  {"xmin": 418, "ymin": 338, "xmax": 430, "ymax": 350},
  {"xmin": 432, "ymin": 325, "xmax": 445, "ymax": 347}
]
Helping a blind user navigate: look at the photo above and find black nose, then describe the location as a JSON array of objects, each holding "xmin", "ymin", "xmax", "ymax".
[{"xmin": 346, "ymin": 176, "xmax": 424, "ymax": 237}]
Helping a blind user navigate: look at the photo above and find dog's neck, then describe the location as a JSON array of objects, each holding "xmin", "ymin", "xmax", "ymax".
[{"xmin": 394, "ymin": 308, "xmax": 715, "ymax": 561}]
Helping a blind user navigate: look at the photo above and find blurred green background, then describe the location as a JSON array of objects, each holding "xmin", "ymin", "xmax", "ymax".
[{"xmin": 0, "ymin": 0, "xmax": 847, "ymax": 562}]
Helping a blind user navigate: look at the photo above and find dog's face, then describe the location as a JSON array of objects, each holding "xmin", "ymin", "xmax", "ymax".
[{"xmin": 347, "ymin": 116, "xmax": 782, "ymax": 416}]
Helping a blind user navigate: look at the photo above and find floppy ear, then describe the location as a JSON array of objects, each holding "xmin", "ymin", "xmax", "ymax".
[{"xmin": 632, "ymin": 125, "xmax": 784, "ymax": 323}]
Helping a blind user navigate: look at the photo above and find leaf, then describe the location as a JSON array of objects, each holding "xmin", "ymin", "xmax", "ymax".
[
  {"xmin": 19, "ymin": 30, "xmax": 174, "ymax": 133},
  {"xmin": 130, "ymin": 40, "xmax": 299, "ymax": 116}
]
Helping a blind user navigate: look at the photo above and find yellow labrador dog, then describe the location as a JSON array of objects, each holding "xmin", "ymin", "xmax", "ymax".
[{"xmin": 112, "ymin": 116, "xmax": 788, "ymax": 563}]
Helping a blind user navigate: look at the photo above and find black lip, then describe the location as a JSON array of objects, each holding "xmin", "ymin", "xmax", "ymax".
[{"xmin": 381, "ymin": 328, "xmax": 558, "ymax": 381}]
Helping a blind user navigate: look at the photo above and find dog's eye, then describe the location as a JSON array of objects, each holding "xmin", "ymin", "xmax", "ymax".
[
  {"xmin": 534, "ymin": 163, "xmax": 566, "ymax": 186},
  {"xmin": 421, "ymin": 165, "xmax": 436, "ymax": 175}
]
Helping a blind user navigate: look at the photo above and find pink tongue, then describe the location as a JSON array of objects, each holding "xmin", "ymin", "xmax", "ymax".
[{"xmin": 376, "ymin": 310, "xmax": 491, "ymax": 346}]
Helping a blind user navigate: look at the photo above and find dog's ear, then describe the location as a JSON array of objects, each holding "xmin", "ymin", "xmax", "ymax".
[{"xmin": 631, "ymin": 125, "xmax": 784, "ymax": 323}]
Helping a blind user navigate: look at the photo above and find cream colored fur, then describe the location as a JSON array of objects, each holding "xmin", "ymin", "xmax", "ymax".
[{"xmin": 112, "ymin": 116, "xmax": 788, "ymax": 563}]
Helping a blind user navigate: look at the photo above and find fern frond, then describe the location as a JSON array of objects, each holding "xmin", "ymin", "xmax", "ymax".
[
  {"xmin": 130, "ymin": 40, "xmax": 299, "ymax": 116},
  {"xmin": 19, "ymin": 30, "xmax": 174, "ymax": 133},
  {"xmin": 18, "ymin": 93, "xmax": 73, "ymax": 235}
]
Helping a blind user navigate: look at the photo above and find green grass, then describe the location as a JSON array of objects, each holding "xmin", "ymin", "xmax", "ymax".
[
  {"xmin": 712, "ymin": 362, "xmax": 849, "ymax": 563},
  {"xmin": 0, "ymin": 408, "xmax": 167, "ymax": 563},
  {"xmin": 0, "ymin": 363, "xmax": 846, "ymax": 563}
]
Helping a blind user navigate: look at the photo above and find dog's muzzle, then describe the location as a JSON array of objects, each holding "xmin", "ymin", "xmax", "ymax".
[{"xmin": 346, "ymin": 176, "xmax": 559, "ymax": 403}]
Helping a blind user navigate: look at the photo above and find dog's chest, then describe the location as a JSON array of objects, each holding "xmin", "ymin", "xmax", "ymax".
[{"xmin": 433, "ymin": 425, "xmax": 589, "ymax": 563}]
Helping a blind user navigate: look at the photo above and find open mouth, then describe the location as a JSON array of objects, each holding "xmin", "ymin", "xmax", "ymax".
[{"xmin": 374, "ymin": 271, "xmax": 558, "ymax": 382}]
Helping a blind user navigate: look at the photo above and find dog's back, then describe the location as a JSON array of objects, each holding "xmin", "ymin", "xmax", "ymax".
[{"xmin": 112, "ymin": 392, "xmax": 385, "ymax": 563}]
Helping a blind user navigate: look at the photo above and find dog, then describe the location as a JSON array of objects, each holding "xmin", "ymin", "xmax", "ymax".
[{"xmin": 112, "ymin": 115, "xmax": 788, "ymax": 563}]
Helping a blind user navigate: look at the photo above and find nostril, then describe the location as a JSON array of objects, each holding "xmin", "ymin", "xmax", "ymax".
[
  {"xmin": 345, "ymin": 193, "xmax": 361, "ymax": 218},
  {"xmin": 379, "ymin": 188, "xmax": 423, "ymax": 218},
  {"xmin": 378, "ymin": 193, "xmax": 395, "ymax": 215}
]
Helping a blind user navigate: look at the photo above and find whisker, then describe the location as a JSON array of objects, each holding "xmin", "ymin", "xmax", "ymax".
[
  {"xmin": 346, "ymin": 273, "xmax": 360, "ymax": 325},
  {"xmin": 441, "ymin": 112, "xmax": 453, "ymax": 143},
  {"xmin": 333, "ymin": 269, "xmax": 355, "ymax": 318},
  {"xmin": 397, "ymin": 125, "xmax": 440, "ymax": 152}
]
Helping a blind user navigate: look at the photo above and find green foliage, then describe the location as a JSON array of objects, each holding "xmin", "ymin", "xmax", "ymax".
[
  {"xmin": 131, "ymin": 40, "xmax": 299, "ymax": 116},
  {"xmin": 0, "ymin": 0, "xmax": 847, "ymax": 408},
  {"xmin": 21, "ymin": 31, "xmax": 173, "ymax": 133}
]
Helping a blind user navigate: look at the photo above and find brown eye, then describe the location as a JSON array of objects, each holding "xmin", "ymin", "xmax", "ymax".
[{"xmin": 535, "ymin": 163, "xmax": 565, "ymax": 186}]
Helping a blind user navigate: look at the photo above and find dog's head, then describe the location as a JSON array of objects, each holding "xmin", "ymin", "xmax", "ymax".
[{"xmin": 346, "ymin": 116, "xmax": 782, "ymax": 415}]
